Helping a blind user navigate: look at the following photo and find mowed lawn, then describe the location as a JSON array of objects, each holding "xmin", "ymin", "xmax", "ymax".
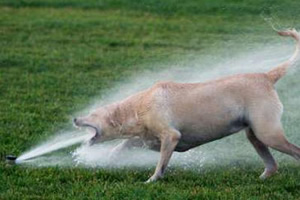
[{"xmin": 1, "ymin": 0, "xmax": 300, "ymax": 199}]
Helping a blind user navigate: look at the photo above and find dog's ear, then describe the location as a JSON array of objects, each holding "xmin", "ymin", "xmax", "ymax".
[
  {"xmin": 106, "ymin": 109, "xmax": 122, "ymax": 128},
  {"xmin": 109, "ymin": 119, "xmax": 118, "ymax": 127}
]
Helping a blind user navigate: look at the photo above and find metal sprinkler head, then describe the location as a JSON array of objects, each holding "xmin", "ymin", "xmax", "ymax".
[{"xmin": 6, "ymin": 155, "xmax": 17, "ymax": 165}]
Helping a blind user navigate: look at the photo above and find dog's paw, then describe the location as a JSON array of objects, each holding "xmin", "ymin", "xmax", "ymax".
[
  {"xmin": 144, "ymin": 176, "xmax": 157, "ymax": 183},
  {"xmin": 259, "ymin": 173, "xmax": 268, "ymax": 180},
  {"xmin": 144, "ymin": 174, "xmax": 162, "ymax": 183},
  {"xmin": 144, "ymin": 178, "xmax": 155, "ymax": 184},
  {"xmin": 259, "ymin": 168, "xmax": 277, "ymax": 180}
]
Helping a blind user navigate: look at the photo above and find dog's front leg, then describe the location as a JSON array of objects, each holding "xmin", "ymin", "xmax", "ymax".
[
  {"xmin": 146, "ymin": 129, "xmax": 181, "ymax": 183},
  {"xmin": 109, "ymin": 138, "xmax": 144, "ymax": 162}
]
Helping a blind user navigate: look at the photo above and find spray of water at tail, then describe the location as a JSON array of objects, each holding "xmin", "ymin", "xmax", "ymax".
[{"xmin": 267, "ymin": 29, "xmax": 300, "ymax": 83}]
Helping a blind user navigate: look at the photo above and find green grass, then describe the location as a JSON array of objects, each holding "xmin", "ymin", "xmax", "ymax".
[{"xmin": 1, "ymin": 0, "xmax": 300, "ymax": 199}]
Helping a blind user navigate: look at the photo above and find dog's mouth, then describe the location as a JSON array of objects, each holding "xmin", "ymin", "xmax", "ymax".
[
  {"xmin": 82, "ymin": 125, "xmax": 101, "ymax": 146},
  {"xmin": 73, "ymin": 118, "xmax": 101, "ymax": 146}
]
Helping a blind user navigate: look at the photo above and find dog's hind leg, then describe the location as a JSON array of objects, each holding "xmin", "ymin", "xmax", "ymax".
[
  {"xmin": 260, "ymin": 128, "xmax": 300, "ymax": 161},
  {"xmin": 250, "ymin": 107, "xmax": 300, "ymax": 162},
  {"xmin": 146, "ymin": 128, "xmax": 181, "ymax": 183},
  {"xmin": 245, "ymin": 128, "xmax": 278, "ymax": 179},
  {"xmin": 252, "ymin": 123, "xmax": 300, "ymax": 161}
]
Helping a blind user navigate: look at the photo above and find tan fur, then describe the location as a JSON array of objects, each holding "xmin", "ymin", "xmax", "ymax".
[{"xmin": 74, "ymin": 29, "xmax": 300, "ymax": 182}]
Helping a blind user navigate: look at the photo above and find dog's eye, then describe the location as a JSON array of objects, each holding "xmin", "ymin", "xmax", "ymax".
[{"xmin": 91, "ymin": 113, "xmax": 98, "ymax": 118}]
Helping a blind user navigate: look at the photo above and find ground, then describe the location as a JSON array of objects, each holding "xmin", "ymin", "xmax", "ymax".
[{"xmin": 1, "ymin": 0, "xmax": 300, "ymax": 199}]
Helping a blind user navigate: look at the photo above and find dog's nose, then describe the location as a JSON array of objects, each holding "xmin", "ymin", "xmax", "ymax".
[{"xmin": 73, "ymin": 118, "xmax": 78, "ymax": 124}]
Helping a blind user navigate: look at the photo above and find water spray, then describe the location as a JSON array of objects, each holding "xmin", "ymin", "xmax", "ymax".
[
  {"xmin": 10, "ymin": 37, "xmax": 298, "ymax": 169},
  {"xmin": 8, "ymin": 131, "xmax": 94, "ymax": 165}
]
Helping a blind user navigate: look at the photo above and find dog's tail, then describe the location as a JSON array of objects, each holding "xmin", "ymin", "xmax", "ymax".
[{"xmin": 267, "ymin": 29, "xmax": 300, "ymax": 84}]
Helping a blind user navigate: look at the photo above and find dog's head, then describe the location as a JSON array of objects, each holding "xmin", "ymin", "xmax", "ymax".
[{"xmin": 74, "ymin": 107, "xmax": 122, "ymax": 145}]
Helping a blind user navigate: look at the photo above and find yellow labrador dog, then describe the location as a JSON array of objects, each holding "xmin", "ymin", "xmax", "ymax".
[{"xmin": 74, "ymin": 29, "xmax": 300, "ymax": 182}]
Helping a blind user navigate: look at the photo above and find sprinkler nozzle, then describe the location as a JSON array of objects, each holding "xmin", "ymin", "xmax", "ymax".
[{"xmin": 6, "ymin": 155, "xmax": 17, "ymax": 165}]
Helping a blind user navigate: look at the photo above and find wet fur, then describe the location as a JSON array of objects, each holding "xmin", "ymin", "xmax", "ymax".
[{"xmin": 74, "ymin": 29, "xmax": 300, "ymax": 182}]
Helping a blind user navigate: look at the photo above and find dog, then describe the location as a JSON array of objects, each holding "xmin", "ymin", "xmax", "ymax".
[{"xmin": 74, "ymin": 29, "xmax": 300, "ymax": 182}]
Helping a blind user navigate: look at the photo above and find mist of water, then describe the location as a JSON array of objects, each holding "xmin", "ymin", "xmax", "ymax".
[
  {"xmin": 16, "ymin": 39, "xmax": 300, "ymax": 170},
  {"xmin": 16, "ymin": 131, "xmax": 94, "ymax": 164}
]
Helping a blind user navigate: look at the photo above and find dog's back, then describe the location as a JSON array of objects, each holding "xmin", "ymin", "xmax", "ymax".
[{"xmin": 141, "ymin": 73, "xmax": 278, "ymax": 149}]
